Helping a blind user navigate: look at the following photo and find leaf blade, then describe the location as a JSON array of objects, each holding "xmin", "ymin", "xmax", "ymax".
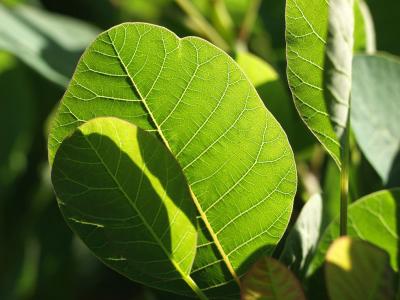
[{"xmin": 52, "ymin": 117, "xmax": 201, "ymax": 297}]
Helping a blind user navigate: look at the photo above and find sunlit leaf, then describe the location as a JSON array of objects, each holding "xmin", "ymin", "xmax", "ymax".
[{"xmin": 48, "ymin": 23, "xmax": 297, "ymax": 296}]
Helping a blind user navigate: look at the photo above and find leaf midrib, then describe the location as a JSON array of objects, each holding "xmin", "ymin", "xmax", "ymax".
[
  {"xmin": 106, "ymin": 28, "xmax": 241, "ymax": 288},
  {"xmin": 81, "ymin": 129, "xmax": 207, "ymax": 299}
]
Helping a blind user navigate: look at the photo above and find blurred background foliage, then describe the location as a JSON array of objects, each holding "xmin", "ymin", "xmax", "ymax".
[{"xmin": 0, "ymin": 0, "xmax": 398, "ymax": 299}]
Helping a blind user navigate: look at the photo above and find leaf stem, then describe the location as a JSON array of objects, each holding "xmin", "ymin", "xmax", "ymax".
[
  {"xmin": 340, "ymin": 111, "xmax": 351, "ymax": 236},
  {"xmin": 175, "ymin": 0, "xmax": 230, "ymax": 51},
  {"xmin": 237, "ymin": 0, "xmax": 261, "ymax": 49}
]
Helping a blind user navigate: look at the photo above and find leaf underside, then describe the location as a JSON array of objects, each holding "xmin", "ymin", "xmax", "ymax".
[{"xmin": 49, "ymin": 23, "xmax": 297, "ymax": 297}]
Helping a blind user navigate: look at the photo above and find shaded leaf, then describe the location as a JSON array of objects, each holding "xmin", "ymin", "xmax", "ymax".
[
  {"xmin": 48, "ymin": 23, "xmax": 297, "ymax": 295},
  {"xmin": 325, "ymin": 237, "xmax": 395, "ymax": 300},
  {"xmin": 241, "ymin": 257, "xmax": 306, "ymax": 300},
  {"xmin": 52, "ymin": 117, "xmax": 200, "ymax": 297},
  {"xmin": 351, "ymin": 54, "xmax": 400, "ymax": 186}
]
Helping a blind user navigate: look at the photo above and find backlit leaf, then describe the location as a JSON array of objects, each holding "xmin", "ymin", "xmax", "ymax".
[
  {"xmin": 52, "ymin": 117, "xmax": 200, "ymax": 297},
  {"xmin": 48, "ymin": 23, "xmax": 297, "ymax": 296}
]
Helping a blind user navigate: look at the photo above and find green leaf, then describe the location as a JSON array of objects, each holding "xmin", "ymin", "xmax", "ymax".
[
  {"xmin": 241, "ymin": 257, "xmax": 306, "ymax": 300},
  {"xmin": 235, "ymin": 51, "xmax": 314, "ymax": 153},
  {"xmin": 280, "ymin": 194, "xmax": 323, "ymax": 278},
  {"xmin": 48, "ymin": 23, "xmax": 297, "ymax": 295},
  {"xmin": 325, "ymin": 237, "xmax": 395, "ymax": 300},
  {"xmin": 51, "ymin": 117, "xmax": 201, "ymax": 297},
  {"xmin": 353, "ymin": 0, "xmax": 376, "ymax": 53},
  {"xmin": 308, "ymin": 188, "xmax": 400, "ymax": 277},
  {"xmin": 285, "ymin": 0, "xmax": 354, "ymax": 166},
  {"xmin": 0, "ymin": 4, "xmax": 99, "ymax": 87},
  {"xmin": 351, "ymin": 54, "xmax": 400, "ymax": 186}
]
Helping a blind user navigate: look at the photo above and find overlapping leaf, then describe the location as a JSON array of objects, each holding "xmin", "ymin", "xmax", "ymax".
[
  {"xmin": 49, "ymin": 23, "xmax": 297, "ymax": 296},
  {"xmin": 286, "ymin": 0, "xmax": 354, "ymax": 166},
  {"xmin": 52, "ymin": 117, "xmax": 201, "ymax": 297}
]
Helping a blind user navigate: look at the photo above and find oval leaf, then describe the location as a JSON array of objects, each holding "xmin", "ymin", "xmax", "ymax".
[
  {"xmin": 48, "ymin": 23, "xmax": 297, "ymax": 294},
  {"xmin": 286, "ymin": 0, "xmax": 354, "ymax": 166},
  {"xmin": 52, "ymin": 117, "xmax": 201, "ymax": 297},
  {"xmin": 325, "ymin": 237, "xmax": 395, "ymax": 300},
  {"xmin": 351, "ymin": 54, "xmax": 400, "ymax": 186},
  {"xmin": 241, "ymin": 257, "xmax": 306, "ymax": 300}
]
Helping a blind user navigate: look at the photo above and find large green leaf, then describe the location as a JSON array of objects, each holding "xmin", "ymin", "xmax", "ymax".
[
  {"xmin": 52, "ymin": 117, "xmax": 201, "ymax": 297},
  {"xmin": 48, "ymin": 23, "xmax": 297, "ymax": 295},
  {"xmin": 280, "ymin": 194, "xmax": 323, "ymax": 278},
  {"xmin": 285, "ymin": 0, "xmax": 354, "ymax": 166},
  {"xmin": 325, "ymin": 237, "xmax": 395, "ymax": 300},
  {"xmin": 308, "ymin": 189, "xmax": 400, "ymax": 276},
  {"xmin": 351, "ymin": 54, "xmax": 400, "ymax": 186},
  {"xmin": 241, "ymin": 257, "xmax": 306, "ymax": 300},
  {"xmin": 0, "ymin": 4, "xmax": 99, "ymax": 86}
]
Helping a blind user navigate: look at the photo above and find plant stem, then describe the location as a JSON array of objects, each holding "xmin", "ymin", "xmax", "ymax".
[
  {"xmin": 175, "ymin": 0, "xmax": 230, "ymax": 51},
  {"xmin": 340, "ymin": 112, "xmax": 351, "ymax": 236},
  {"xmin": 237, "ymin": 0, "xmax": 261, "ymax": 48}
]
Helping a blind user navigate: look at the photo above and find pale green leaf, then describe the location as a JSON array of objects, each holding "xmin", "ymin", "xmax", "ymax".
[
  {"xmin": 308, "ymin": 189, "xmax": 400, "ymax": 276},
  {"xmin": 48, "ymin": 23, "xmax": 297, "ymax": 295},
  {"xmin": 241, "ymin": 257, "xmax": 306, "ymax": 300},
  {"xmin": 280, "ymin": 194, "xmax": 323, "ymax": 278},
  {"xmin": 51, "ymin": 117, "xmax": 201, "ymax": 297},
  {"xmin": 325, "ymin": 237, "xmax": 395, "ymax": 300},
  {"xmin": 0, "ymin": 4, "xmax": 99, "ymax": 86},
  {"xmin": 351, "ymin": 54, "xmax": 400, "ymax": 186},
  {"xmin": 285, "ymin": 0, "xmax": 354, "ymax": 166}
]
